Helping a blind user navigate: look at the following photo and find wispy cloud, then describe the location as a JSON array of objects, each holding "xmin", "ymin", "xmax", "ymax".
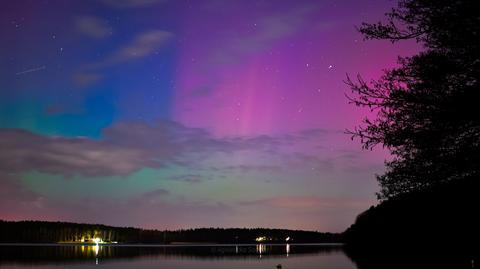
[
  {"xmin": 102, "ymin": 30, "xmax": 173, "ymax": 65},
  {"xmin": 74, "ymin": 30, "xmax": 173, "ymax": 86},
  {"xmin": 85, "ymin": 30, "xmax": 173, "ymax": 68},
  {"xmin": 179, "ymin": 3, "xmax": 329, "ymax": 99},
  {"xmin": 209, "ymin": 5, "xmax": 320, "ymax": 66}
]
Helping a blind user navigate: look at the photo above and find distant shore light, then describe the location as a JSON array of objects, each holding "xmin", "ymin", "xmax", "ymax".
[
  {"xmin": 255, "ymin": 236, "xmax": 267, "ymax": 242},
  {"xmin": 92, "ymin": 237, "xmax": 102, "ymax": 244}
]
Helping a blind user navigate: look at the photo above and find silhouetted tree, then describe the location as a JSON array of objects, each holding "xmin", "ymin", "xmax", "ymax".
[{"xmin": 347, "ymin": 0, "xmax": 480, "ymax": 199}]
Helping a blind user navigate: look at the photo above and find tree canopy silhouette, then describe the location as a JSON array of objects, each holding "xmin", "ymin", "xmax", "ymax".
[
  {"xmin": 347, "ymin": 0, "xmax": 480, "ymax": 199},
  {"xmin": 0, "ymin": 220, "xmax": 339, "ymax": 244}
]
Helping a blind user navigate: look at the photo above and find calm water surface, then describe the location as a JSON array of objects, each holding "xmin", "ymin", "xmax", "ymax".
[{"xmin": 0, "ymin": 244, "xmax": 356, "ymax": 269}]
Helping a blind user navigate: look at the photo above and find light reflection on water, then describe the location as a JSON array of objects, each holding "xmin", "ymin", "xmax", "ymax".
[
  {"xmin": 80, "ymin": 245, "xmax": 100, "ymax": 256},
  {"xmin": 0, "ymin": 244, "xmax": 354, "ymax": 269}
]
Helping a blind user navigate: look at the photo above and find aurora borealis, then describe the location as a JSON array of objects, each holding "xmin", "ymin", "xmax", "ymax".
[{"xmin": 0, "ymin": 0, "xmax": 418, "ymax": 232}]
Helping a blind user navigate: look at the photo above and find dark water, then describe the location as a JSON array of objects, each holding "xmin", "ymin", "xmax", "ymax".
[{"xmin": 0, "ymin": 244, "xmax": 356, "ymax": 269}]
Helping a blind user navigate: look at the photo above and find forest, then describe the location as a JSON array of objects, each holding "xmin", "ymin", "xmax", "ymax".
[{"xmin": 0, "ymin": 220, "xmax": 340, "ymax": 244}]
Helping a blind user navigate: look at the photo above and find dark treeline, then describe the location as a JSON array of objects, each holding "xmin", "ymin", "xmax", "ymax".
[
  {"xmin": 343, "ymin": 177, "xmax": 479, "ymax": 267},
  {"xmin": 343, "ymin": 0, "xmax": 480, "ymax": 266},
  {"xmin": 0, "ymin": 220, "xmax": 340, "ymax": 244}
]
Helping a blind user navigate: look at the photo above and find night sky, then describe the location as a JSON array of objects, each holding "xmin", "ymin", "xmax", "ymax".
[{"xmin": 0, "ymin": 0, "xmax": 419, "ymax": 232}]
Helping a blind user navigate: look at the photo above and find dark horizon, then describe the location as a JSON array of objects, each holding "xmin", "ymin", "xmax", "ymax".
[
  {"xmin": 0, "ymin": 219, "xmax": 336, "ymax": 233},
  {"xmin": 0, "ymin": 220, "xmax": 342, "ymax": 245}
]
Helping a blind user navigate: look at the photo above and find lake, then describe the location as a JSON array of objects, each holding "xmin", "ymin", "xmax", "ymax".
[{"xmin": 0, "ymin": 243, "xmax": 357, "ymax": 269}]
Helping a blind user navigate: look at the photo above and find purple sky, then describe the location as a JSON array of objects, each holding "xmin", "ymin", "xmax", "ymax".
[{"xmin": 0, "ymin": 0, "xmax": 419, "ymax": 232}]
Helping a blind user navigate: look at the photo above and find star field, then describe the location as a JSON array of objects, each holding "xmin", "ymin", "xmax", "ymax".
[{"xmin": 0, "ymin": 0, "xmax": 419, "ymax": 232}]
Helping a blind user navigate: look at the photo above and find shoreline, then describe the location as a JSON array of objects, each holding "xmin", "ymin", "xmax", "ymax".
[{"xmin": 0, "ymin": 242, "xmax": 344, "ymax": 247}]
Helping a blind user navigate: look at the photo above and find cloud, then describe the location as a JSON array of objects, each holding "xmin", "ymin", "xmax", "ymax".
[
  {"xmin": 175, "ymin": 2, "xmax": 333, "ymax": 100},
  {"xmin": 103, "ymin": 30, "xmax": 173, "ymax": 65},
  {"xmin": 101, "ymin": 0, "xmax": 165, "ymax": 8},
  {"xmin": 0, "ymin": 119, "xmax": 350, "ymax": 178},
  {"xmin": 0, "ymin": 129, "xmax": 149, "ymax": 176},
  {"xmin": 74, "ymin": 15, "xmax": 111, "ymax": 39},
  {"xmin": 0, "ymin": 120, "xmax": 283, "ymax": 177},
  {"xmin": 74, "ymin": 30, "xmax": 173, "ymax": 86},
  {"xmin": 209, "ymin": 5, "xmax": 319, "ymax": 66}
]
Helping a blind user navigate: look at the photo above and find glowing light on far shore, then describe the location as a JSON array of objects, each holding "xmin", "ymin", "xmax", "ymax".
[{"xmin": 255, "ymin": 236, "xmax": 267, "ymax": 242}]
